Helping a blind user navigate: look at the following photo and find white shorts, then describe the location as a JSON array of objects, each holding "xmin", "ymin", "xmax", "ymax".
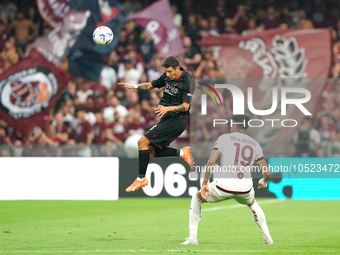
[{"xmin": 205, "ymin": 181, "xmax": 255, "ymax": 205}]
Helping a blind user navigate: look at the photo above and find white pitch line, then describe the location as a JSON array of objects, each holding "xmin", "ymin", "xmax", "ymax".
[
  {"xmin": 0, "ymin": 250, "xmax": 339, "ymax": 253},
  {"xmin": 205, "ymin": 199, "xmax": 284, "ymax": 212}
]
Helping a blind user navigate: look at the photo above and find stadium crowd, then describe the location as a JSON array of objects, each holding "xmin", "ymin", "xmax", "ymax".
[{"xmin": 0, "ymin": 0, "xmax": 340, "ymax": 157}]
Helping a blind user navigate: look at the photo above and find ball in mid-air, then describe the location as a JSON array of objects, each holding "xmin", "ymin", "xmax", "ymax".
[{"xmin": 93, "ymin": 26, "xmax": 114, "ymax": 46}]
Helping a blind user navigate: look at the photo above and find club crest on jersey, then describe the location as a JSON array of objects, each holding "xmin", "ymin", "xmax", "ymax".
[
  {"xmin": 0, "ymin": 67, "xmax": 59, "ymax": 120},
  {"xmin": 165, "ymin": 82, "xmax": 179, "ymax": 95}
]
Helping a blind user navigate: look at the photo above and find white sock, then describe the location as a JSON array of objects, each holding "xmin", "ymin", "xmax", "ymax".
[
  {"xmin": 249, "ymin": 200, "xmax": 271, "ymax": 240},
  {"xmin": 136, "ymin": 177, "xmax": 144, "ymax": 181},
  {"xmin": 179, "ymin": 149, "xmax": 184, "ymax": 158},
  {"xmin": 189, "ymin": 194, "xmax": 202, "ymax": 239}
]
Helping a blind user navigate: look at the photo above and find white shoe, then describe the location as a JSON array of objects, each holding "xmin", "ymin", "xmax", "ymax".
[
  {"xmin": 181, "ymin": 237, "xmax": 198, "ymax": 245},
  {"xmin": 265, "ymin": 237, "xmax": 274, "ymax": 245}
]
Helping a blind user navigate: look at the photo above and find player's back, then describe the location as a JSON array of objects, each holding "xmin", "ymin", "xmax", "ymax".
[{"xmin": 213, "ymin": 132, "xmax": 264, "ymax": 192}]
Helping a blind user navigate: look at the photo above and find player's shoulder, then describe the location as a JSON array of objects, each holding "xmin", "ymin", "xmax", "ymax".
[
  {"xmin": 244, "ymin": 133, "xmax": 262, "ymax": 149},
  {"xmin": 181, "ymin": 68, "xmax": 193, "ymax": 80},
  {"xmin": 217, "ymin": 133, "xmax": 232, "ymax": 141}
]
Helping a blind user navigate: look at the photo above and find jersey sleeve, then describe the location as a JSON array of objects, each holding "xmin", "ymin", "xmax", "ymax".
[
  {"xmin": 181, "ymin": 76, "xmax": 195, "ymax": 104},
  {"xmin": 254, "ymin": 143, "xmax": 264, "ymax": 162},
  {"xmin": 212, "ymin": 135, "xmax": 224, "ymax": 152},
  {"xmin": 151, "ymin": 73, "xmax": 166, "ymax": 88}
]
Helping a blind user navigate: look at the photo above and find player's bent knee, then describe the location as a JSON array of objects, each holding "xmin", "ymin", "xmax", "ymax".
[
  {"xmin": 248, "ymin": 198, "xmax": 255, "ymax": 207},
  {"xmin": 138, "ymin": 136, "xmax": 150, "ymax": 149},
  {"xmin": 197, "ymin": 191, "xmax": 207, "ymax": 203}
]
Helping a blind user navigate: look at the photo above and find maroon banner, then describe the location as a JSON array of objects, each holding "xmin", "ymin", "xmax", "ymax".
[
  {"xmin": 197, "ymin": 29, "xmax": 332, "ymax": 156},
  {"xmin": 37, "ymin": 0, "xmax": 70, "ymax": 28},
  {"xmin": 201, "ymin": 28, "xmax": 331, "ymax": 79},
  {"xmin": 26, "ymin": 9, "xmax": 90, "ymax": 66},
  {"xmin": 127, "ymin": 0, "xmax": 184, "ymax": 57},
  {"xmin": 0, "ymin": 49, "xmax": 68, "ymax": 136}
]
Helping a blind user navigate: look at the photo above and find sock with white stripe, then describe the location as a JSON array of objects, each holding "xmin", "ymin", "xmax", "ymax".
[
  {"xmin": 249, "ymin": 200, "xmax": 271, "ymax": 241},
  {"xmin": 189, "ymin": 194, "xmax": 202, "ymax": 239}
]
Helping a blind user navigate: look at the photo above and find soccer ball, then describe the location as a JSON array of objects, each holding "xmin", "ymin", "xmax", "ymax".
[{"xmin": 93, "ymin": 26, "xmax": 114, "ymax": 46}]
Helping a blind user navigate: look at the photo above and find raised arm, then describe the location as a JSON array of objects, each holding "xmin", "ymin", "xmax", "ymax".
[{"xmin": 118, "ymin": 82, "xmax": 154, "ymax": 91}]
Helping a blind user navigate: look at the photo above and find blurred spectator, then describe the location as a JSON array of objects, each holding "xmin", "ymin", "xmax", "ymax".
[
  {"xmin": 261, "ymin": 6, "xmax": 282, "ymax": 29},
  {"xmin": 318, "ymin": 115, "xmax": 337, "ymax": 142},
  {"xmin": 9, "ymin": 10, "xmax": 38, "ymax": 52},
  {"xmin": 74, "ymin": 107, "xmax": 92, "ymax": 156},
  {"xmin": 311, "ymin": 0, "xmax": 325, "ymax": 28},
  {"xmin": 124, "ymin": 21, "xmax": 138, "ymax": 43},
  {"xmin": 123, "ymin": 0, "xmax": 143, "ymax": 16},
  {"xmin": 99, "ymin": 64, "xmax": 117, "ymax": 90},
  {"xmin": 0, "ymin": 36, "xmax": 19, "ymax": 74},
  {"xmin": 296, "ymin": 10, "xmax": 314, "ymax": 29},
  {"xmin": 315, "ymin": 90, "xmax": 339, "ymax": 130},
  {"xmin": 232, "ymin": 4, "xmax": 250, "ymax": 34},
  {"xmin": 293, "ymin": 116, "xmax": 323, "ymax": 157},
  {"xmin": 125, "ymin": 110, "xmax": 145, "ymax": 137},
  {"xmin": 92, "ymin": 109, "xmax": 107, "ymax": 156},
  {"xmin": 183, "ymin": 36, "xmax": 202, "ymax": 72},
  {"xmin": 208, "ymin": 16, "xmax": 219, "ymax": 33},
  {"xmin": 147, "ymin": 57, "xmax": 163, "ymax": 81},
  {"xmin": 185, "ymin": 13, "xmax": 199, "ymax": 42},
  {"xmin": 53, "ymin": 112, "xmax": 70, "ymax": 145},
  {"xmin": 242, "ymin": 18, "xmax": 262, "ymax": 35},
  {"xmin": 75, "ymin": 79, "xmax": 94, "ymax": 106},
  {"xmin": 107, "ymin": 112, "xmax": 125, "ymax": 145},
  {"xmin": 280, "ymin": 8, "xmax": 294, "ymax": 28},
  {"xmin": 27, "ymin": 6, "xmax": 42, "ymax": 28},
  {"xmin": 172, "ymin": 5, "xmax": 182, "ymax": 27},
  {"xmin": 124, "ymin": 90, "xmax": 139, "ymax": 108},
  {"xmin": 137, "ymin": 30, "xmax": 155, "ymax": 64},
  {"xmin": 117, "ymin": 56, "xmax": 142, "ymax": 85},
  {"xmin": 103, "ymin": 96, "xmax": 129, "ymax": 124},
  {"xmin": 127, "ymin": 48, "xmax": 144, "ymax": 72},
  {"xmin": 221, "ymin": 18, "xmax": 236, "ymax": 34},
  {"xmin": 107, "ymin": 50, "xmax": 119, "ymax": 70},
  {"xmin": 0, "ymin": 19, "xmax": 10, "ymax": 52}
]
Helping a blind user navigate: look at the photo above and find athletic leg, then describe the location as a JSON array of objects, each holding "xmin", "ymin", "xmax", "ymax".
[
  {"xmin": 125, "ymin": 136, "xmax": 150, "ymax": 193},
  {"xmin": 181, "ymin": 192, "xmax": 204, "ymax": 245},
  {"xmin": 154, "ymin": 146, "xmax": 193, "ymax": 169},
  {"xmin": 182, "ymin": 182, "xmax": 230, "ymax": 245},
  {"xmin": 154, "ymin": 147, "xmax": 180, "ymax": 157},
  {"xmin": 248, "ymin": 198, "xmax": 274, "ymax": 244}
]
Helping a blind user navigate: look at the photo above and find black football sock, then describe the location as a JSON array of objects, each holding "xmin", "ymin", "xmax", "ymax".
[
  {"xmin": 138, "ymin": 150, "xmax": 150, "ymax": 179},
  {"xmin": 154, "ymin": 147, "xmax": 180, "ymax": 157}
]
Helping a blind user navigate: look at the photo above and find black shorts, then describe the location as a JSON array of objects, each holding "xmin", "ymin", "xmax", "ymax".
[{"xmin": 144, "ymin": 115, "xmax": 188, "ymax": 149}]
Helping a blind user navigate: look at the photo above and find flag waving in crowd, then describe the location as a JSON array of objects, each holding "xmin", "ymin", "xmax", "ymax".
[
  {"xmin": 0, "ymin": 49, "xmax": 69, "ymax": 136},
  {"xmin": 127, "ymin": 0, "xmax": 184, "ymax": 57}
]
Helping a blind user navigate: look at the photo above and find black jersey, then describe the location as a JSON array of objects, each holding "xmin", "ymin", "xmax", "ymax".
[{"xmin": 151, "ymin": 67, "xmax": 195, "ymax": 117}]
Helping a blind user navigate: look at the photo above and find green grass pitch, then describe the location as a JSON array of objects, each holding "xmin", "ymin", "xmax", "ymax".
[{"xmin": 1, "ymin": 198, "xmax": 340, "ymax": 254}]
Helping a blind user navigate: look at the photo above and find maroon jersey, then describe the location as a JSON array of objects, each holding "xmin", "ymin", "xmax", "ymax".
[
  {"xmin": 55, "ymin": 124, "xmax": 69, "ymax": 134},
  {"xmin": 93, "ymin": 121, "xmax": 107, "ymax": 145},
  {"xmin": 108, "ymin": 122, "xmax": 125, "ymax": 142},
  {"xmin": 91, "ymin": 84, "xmax": 107, "ymax": 98},
  {"xmin": 55, "ymin": 124, "xmax": 70, "ymax": 145},
  {"xmin": 75, "ymin": 121, "xmax": 92, "ymax": 143}
]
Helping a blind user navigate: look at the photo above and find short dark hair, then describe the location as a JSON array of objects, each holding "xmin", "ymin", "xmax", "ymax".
[
  {"xmin": 163, "ymin": 56, "xmax": 179, "ymax": 69},
  {"xmin": 232, "ymin": 115, "xmax": 250, "ymax": 130}
]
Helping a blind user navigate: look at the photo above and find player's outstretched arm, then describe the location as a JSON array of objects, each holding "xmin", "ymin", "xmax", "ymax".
[
  {"xmin": 118, "ymin": 82, "xmax": 154, "ymax": 90},
  {"xmin": 256, "ymin": 159, "xmax": 271, "ymax": 189},
  {"xmin": 201, "ymin": 149, "xmax": 221, "ymax": 200}
]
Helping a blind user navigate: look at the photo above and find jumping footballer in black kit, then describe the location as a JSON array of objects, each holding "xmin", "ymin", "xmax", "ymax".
[{"xmin": 118, "ymin": 56, "xmax": 195, "ymax": 193}]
